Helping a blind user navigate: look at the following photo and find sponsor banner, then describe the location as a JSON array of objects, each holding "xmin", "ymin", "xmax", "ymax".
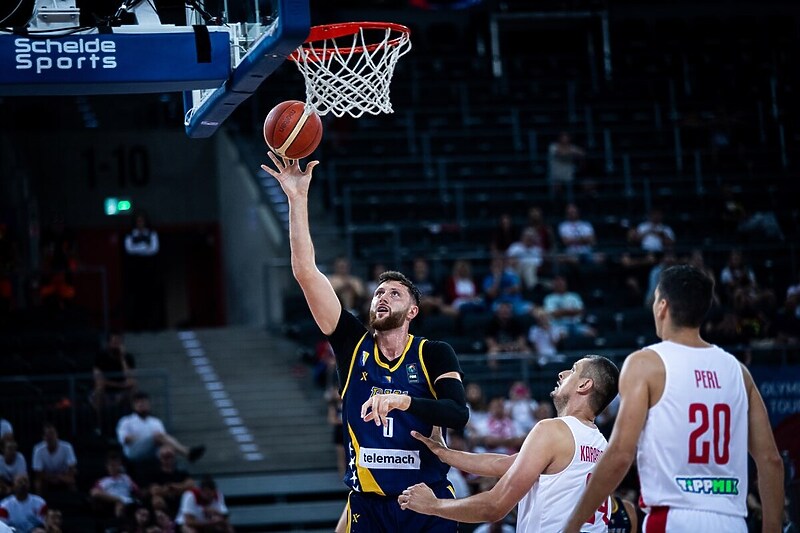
[
  {"xmin": 358, "ymin": 447, "xmax": 420, "ymax": 470},
  {"xmin": 0, "ymin": 27, "xmax": 230, "ymax": 95}
]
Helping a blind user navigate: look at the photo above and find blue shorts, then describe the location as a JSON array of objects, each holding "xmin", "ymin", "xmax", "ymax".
[{"xmin": 345, "ymin": 482, "xmax": 458, "ymax": 533}]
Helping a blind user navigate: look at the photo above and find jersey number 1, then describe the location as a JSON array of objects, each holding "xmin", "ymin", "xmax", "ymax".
[{"xmin": 688, "ymin": 403, "xmax": 731, "ymax": 464}]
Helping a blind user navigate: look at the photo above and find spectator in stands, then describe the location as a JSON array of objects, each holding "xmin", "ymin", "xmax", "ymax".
[
  {"xmin": 506, "ymin": 228, "xmax": 544, "ymax": 291},
  {"xmin": 489, "ymin": 213, "xmax": 517, "ymax": 255},
  {"xmin": 470, "ymin": 397, "xmax": 525, "ymax": 455},
  {"xmin": 484, "ymin": 302, "xmax": 531, "ymax": 368},
  {"xmin": 525, "ymin": 207, "xmax": 556, "ymax": 254},
  {"xmin": 327, "ymin": 256, "xmax": 366, "ymax": 318},
  {"xmin": 91, "ymin": 452, "xmax": 139, "ymax": 519},
  {"xmin": 175, "ymin": 476, "xmax": 232, "ymax": 533},
  {"xmin": 42, "ymin": 508, "xmax": 62, "ymax": 533},
  {"xmin": 117, "ymin": 392, "xmax": 205, "ymax": 465},
  {"xmin": 774, "ymin": 273, "xmax": 800, "ymax": 344},
  {"xmin": 92, "ymin": 330, "xmax": 137, "ymax": 435},
  {"xmin": 719, "ymin": 249, "xmax": 757, "ymax": 302},
  {"xmin": 325, "ymin": 386, "xmax": 345, "ymax": 477},
  {"xmin": 0, "ymin": 474, "xmax": 46, "ymax": 533},
  {"xmin": 127, "ymin": 504, "xmax": 154, "ymax": 533},
  {"xmin": 542, "ymin": 276, "xmax": 596, "ymax": 338},
  {"xmin": 142, "ymin": 445, "xmax": 194, "ymax": 517},
  {"xmin": 558, "ymin": 204, "xmax": 597, "ymax": 263},
  {"xmin": 548, "ymin": 132, "xmax": 585, "ymax": 200},
  {"xmin": 504, "ymin": 381, "xmax": 538, "ymax": 434},
  {"xmin": 153, "ymin": 508, "xmax": 175, "ymax": 533},
  {"xmin": 38, "ymin": 215, "xmax": 77, "ymax": 309},
  {"xmin": 644, "ymin": 251, "xmax": 678, "ymax": 307},
  {"xmin": 628, "ymin": 208, "xmax": 675, "ymax": 252},
  {"xmin": 0, "ymin": 441, "xmax": 27, "ymax": 497},
  {"xmin": 716, "ymin": 184, "xmax": 748, "ymax": 237},
  {"xmin": 464, "ymin": 383, "xmax": 488, "ymax": 447},
  {"xmin": 527, "ymin": 308, "xmax": 567, "ymax": 366},
  {"xmin": 410, "ymin": 257, "xmax": 446, "ymax": 317},
  {"xmin": 481, "ymin": 256, "xmax": 532, "ymax": 316},
  {"xmin": 124, "ymin": 210, "xmax": 163, "ymax": 331},
  {"xmin": 688, "ymin": 249, "xmax": 716, "ymax": 286},
  {"xmin": 31, "ymin": 423, "xmax": 77, "ymax": 495},
  {"xmin": 443, "ymin": 259, "xmax": 484, "ymax": 315},
  {"xmin": 0, "ymin": 419, "xmax": 12, "ymax": 447}
]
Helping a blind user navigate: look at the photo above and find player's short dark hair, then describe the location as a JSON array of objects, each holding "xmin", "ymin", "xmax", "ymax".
[
  {"xmin": 378, "ymin": 271, "xmax": 421, "ymax": 306},
  {"xmin": 580, "ymin": 355, "xmax": 620, "ymax": 416},
  {"xmin": 133, "ymin": 391, "xmax": 150, "ymax": 401},
  {"xmin": 657, "ymin": 264, "xmax": 714, "ymax": 328}
]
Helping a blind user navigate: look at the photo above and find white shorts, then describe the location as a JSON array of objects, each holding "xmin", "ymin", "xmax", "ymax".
[{"xmin": 643, "ymin": 507, "xmax": 746, "ymax": 533}]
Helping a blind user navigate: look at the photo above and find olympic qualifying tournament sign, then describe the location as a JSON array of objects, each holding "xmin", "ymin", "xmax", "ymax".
[
  {"xmin": 0, "ymin": 26, "xmax": 230, "ymax": 95},
  {"xmin": 750, "ymin": 365, "xmax": 800, "ymax": 426}
]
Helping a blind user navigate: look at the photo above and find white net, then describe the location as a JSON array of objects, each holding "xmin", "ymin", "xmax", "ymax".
[{"xmin": 291, "ymin": 24, "xmax": 412, "ymax": 118}]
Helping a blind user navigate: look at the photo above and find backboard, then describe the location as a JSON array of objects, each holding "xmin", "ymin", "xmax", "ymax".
[{"xmin": 0, "ymin": 0, "xmax": 309, "ymax": 138}]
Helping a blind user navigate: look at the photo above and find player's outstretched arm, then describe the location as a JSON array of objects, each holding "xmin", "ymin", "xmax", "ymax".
[
  {"xmin": 262, "ymin": 153, "xmax": 340, "ymax": 335},
  {"xmin": 564, "ymin": 350, "xmax": 655, "ymax": 533},
  {"xmin": 399, "ymin": 419, "xmax": 559, "ymax": 523},
  {"xmin": 741, "ymin": 364, "xmax": 784, "ymax": 533},
  {"xmin": 412, "ymin": 427, "xmax": 517, "ymax": 478}
]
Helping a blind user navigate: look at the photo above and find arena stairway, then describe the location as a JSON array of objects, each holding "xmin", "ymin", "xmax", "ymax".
[{"xmin": 125, "ymin": 327, "xmax": 336, "ymax": 474}]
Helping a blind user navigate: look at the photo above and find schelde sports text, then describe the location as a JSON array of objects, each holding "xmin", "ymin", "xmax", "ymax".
[{"xmin": 15, "ymin": 38, "xmax": 117, "ymax": 74}]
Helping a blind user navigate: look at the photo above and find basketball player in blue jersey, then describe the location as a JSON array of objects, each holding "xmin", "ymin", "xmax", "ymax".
[{"xmin": 263, "ymin": 153, "xmax": 469, "ymax": 533}]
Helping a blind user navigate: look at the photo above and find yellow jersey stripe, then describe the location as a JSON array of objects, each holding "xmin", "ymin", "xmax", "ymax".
[
  {"xmin": 347, "ymin": 423, "xmax": 385, "ymax": 495},
  {"xmin": 417, "ymin": 339, "xmax": 437, "ymax": 398},
  {"xmin": 373, "ymin": 334, "xmax": 415, "ymax": 372},
  {"xmin": 341, "ymin": 332, "xmax": 368, "ymax": 398}
]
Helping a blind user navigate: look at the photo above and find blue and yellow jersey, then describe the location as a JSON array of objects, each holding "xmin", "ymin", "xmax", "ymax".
[{"xmin": 339, "ymin": 332, "xmax": 449, "ymax": 496}]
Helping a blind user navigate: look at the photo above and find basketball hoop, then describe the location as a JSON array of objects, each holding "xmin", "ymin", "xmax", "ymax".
[{"xmin": 289, "ymin": 22, "xmax": 411, "ymax": 118}]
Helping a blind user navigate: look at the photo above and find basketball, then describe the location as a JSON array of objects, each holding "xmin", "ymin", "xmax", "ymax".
[{"xmin": 263, "ymin": 100, "xmax": 323, "ymax": 159}]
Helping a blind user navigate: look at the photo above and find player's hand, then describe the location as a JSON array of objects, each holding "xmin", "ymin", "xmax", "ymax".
[
  {"xmin": 261, "ymin": 151, "xmax": 319, "ymax": 199},
  {"xmin": 361, "ymin": 393, "xmax": 411, "ymax": 427},
  {"xmin": 411, "ymin": 426, "xmax": 447, "ymax": 455},
  {"xmin": 398, "ymin": 483, "xmax": 437, "ymax": 513}
]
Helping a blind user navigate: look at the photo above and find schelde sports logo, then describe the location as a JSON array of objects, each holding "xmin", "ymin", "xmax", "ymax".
[
  {"xmin": 358, "ymin": 448, "xmax": 420, "ymax": 470},
  {"xmin": 15, "ymin": 37, "xmax": 117, "ymax": 74},
  {"xmin": 675, "ymin": 477, "xmax": 739, "ymax": 495}
]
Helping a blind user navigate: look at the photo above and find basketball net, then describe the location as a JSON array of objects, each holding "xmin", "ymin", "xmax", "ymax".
[{"xmin": 290, "ymin": 23, "xmax": 412, "ymax": 118}]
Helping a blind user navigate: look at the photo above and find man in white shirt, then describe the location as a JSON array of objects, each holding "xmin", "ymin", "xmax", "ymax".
[
  {"xmin": 90, "ymin": 452, "xmax": 138, "ymax": 518},
  {"xmin": 117, "ymin": 392, "xmax": 204, "ymax": 464},
  {"xmin": 399, "ymin": 356, "xmax": 620, "ymax": 532},
  {"xmin": 175, "ymin": 476, "xmax": 233, "ymax": 533},
  {"xmin": 0, "ymin": 474, "xmax": 47, "ymax": 532},
  {"xmin": 628, "ymin": 208, "xmax": 676, "ymax": 252},
  {"xmin": 0, "ymin": 441, "xmax": 27, "ymax": 497},
  {"xmin": 558, "ymin": 204, "xmax": 596, "ymax": 260},
  {"xmin": 31, "ymin": 423, "xmax": 77, "ymax": 494},
  {"xmin": 506, "ymin": 228, "xmax": 544, "ymax": 290},
  {"xmin": 543, "ymin": 276, "xmax": 596, "ymax": 338}
]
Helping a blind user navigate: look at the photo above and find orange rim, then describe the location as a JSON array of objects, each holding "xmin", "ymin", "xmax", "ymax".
[{"xmin": 289, "ymin": 22, "xmax": 410, "ymax": 63}]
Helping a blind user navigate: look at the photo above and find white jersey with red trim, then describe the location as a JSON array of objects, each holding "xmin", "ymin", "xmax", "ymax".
[
  {"xmin": 637, "ymin": 341, "xmax": 748, "ymax": 518},
  {"xmin": 516, "ymin": 416, "xmax": 610, "ymax": 533}
]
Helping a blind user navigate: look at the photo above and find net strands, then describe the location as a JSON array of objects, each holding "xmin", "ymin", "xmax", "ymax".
[{"xmin": 292, "ymin": 25, "xmax": 411, "ymax": 118}]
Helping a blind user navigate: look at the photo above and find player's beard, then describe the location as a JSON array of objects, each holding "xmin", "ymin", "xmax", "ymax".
[{"xmin": 369, "ymin": 306, "xmax": 408, "ymax": 331}]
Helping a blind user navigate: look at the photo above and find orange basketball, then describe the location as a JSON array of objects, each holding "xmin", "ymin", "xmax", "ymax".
[{"xmin": 263, "ymin": 100, "xmax": 323, "ymax": 159}]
